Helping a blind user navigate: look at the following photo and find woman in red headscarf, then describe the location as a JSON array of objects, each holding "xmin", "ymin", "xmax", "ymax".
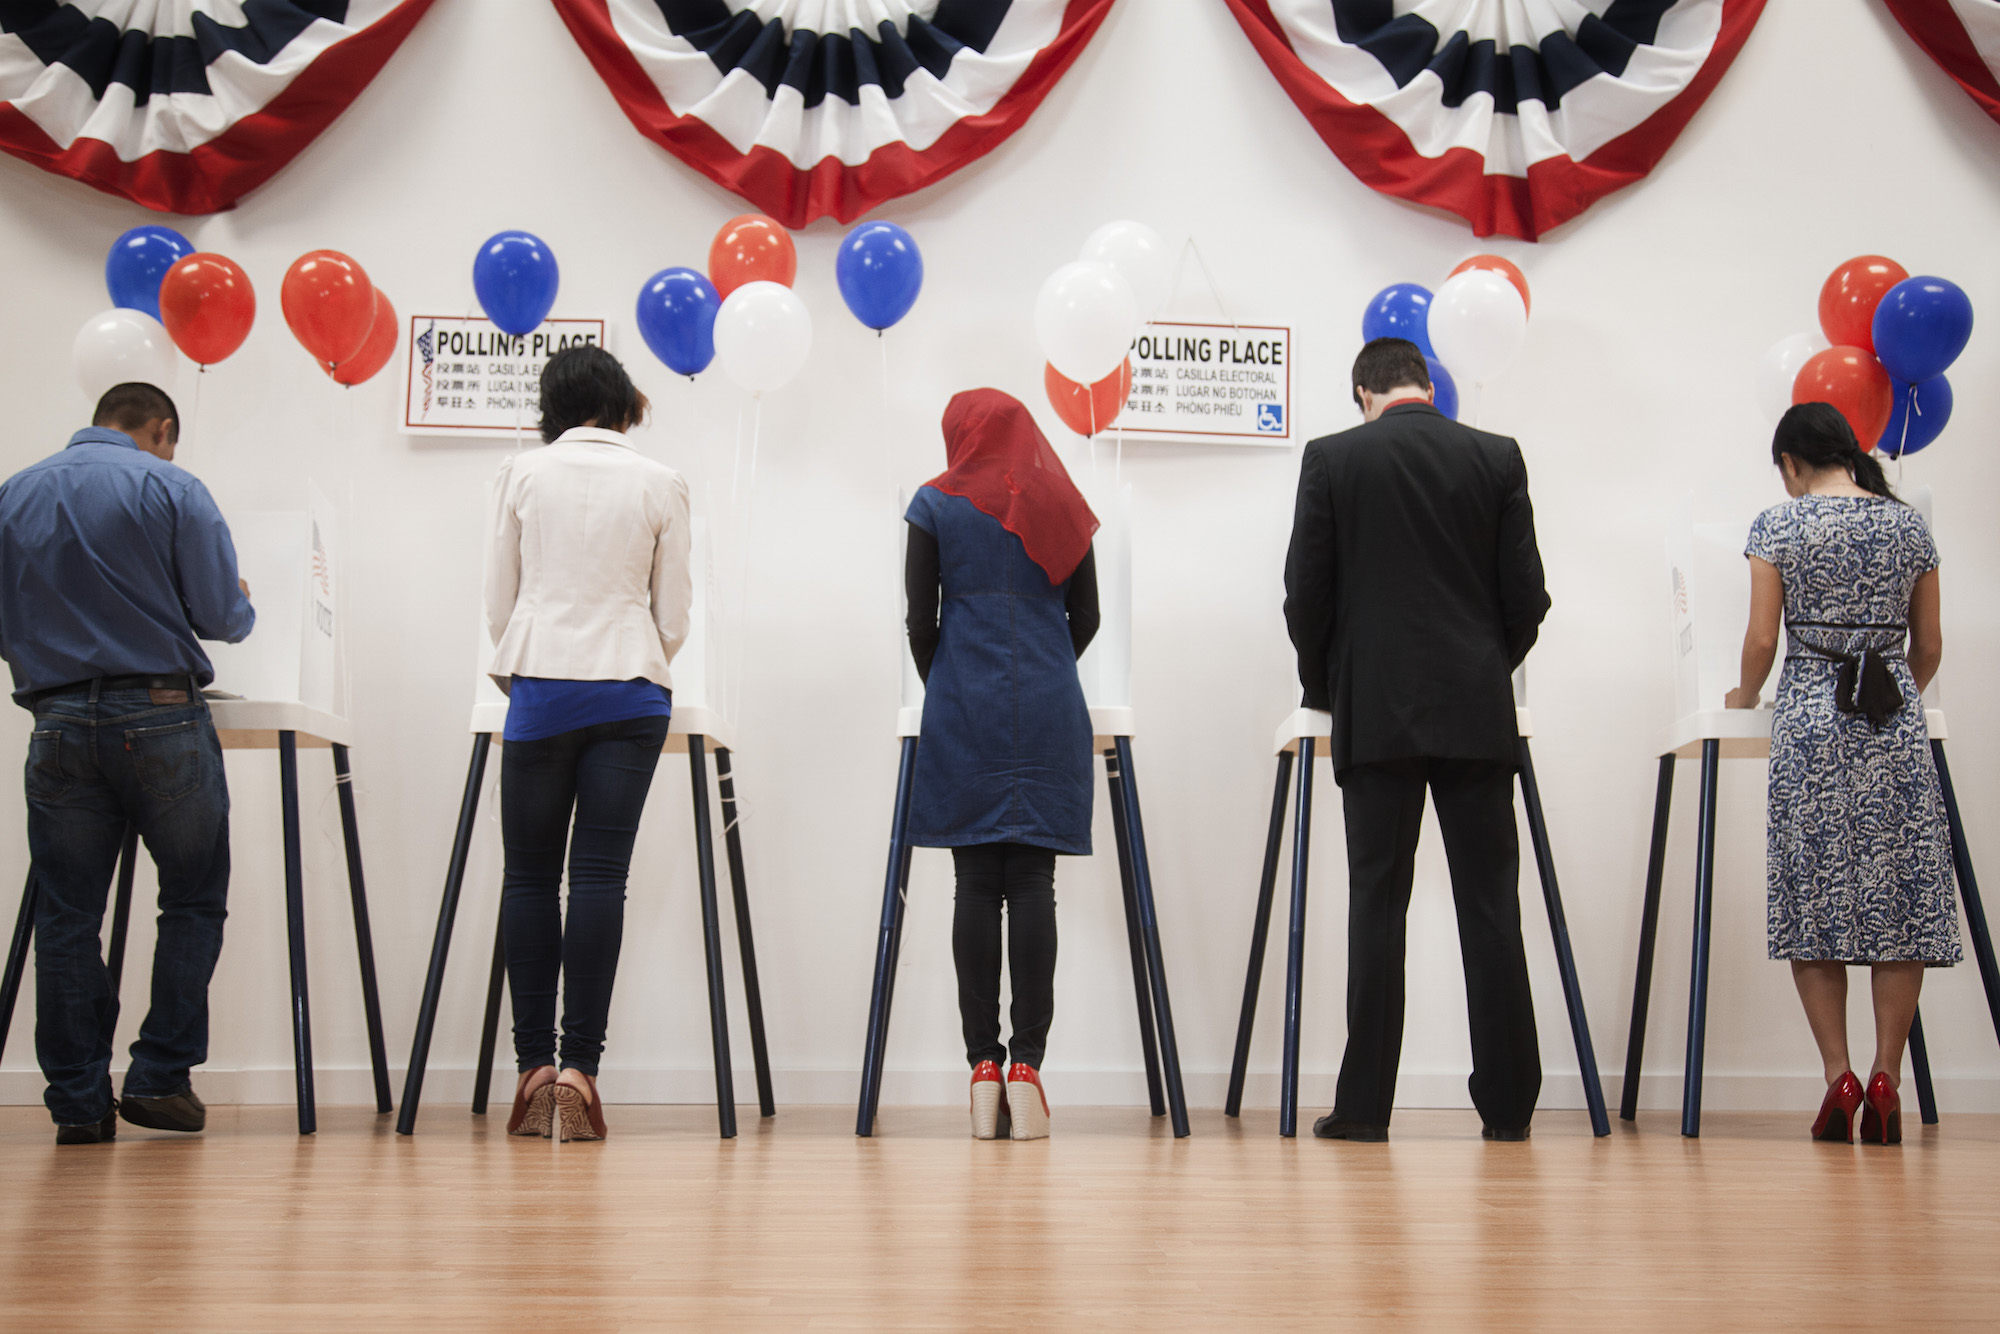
[{"xmin": 905, "ymin": 389, "xmax": 1100, "ymax": 1141}]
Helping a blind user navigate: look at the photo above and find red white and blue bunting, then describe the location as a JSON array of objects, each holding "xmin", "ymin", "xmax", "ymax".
[
  {"xmin": 1885, "ymin": 0, "xmax": 2000, "ymax": 127},
  {"xmin": 1222, "ymin": 0, "xmax": 1767, "ymax": 241},
  {"xmin": 552, "ymin": 0, "xmax": 1115, "ymax": 228},
  {"xmin": 0, "ymin": 1, "xmax": 435, "ymax": 215}
]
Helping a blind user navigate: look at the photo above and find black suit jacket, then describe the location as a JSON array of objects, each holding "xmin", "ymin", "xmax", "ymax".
[{"xmin": 1283, "ymin": 402, "xmax": 1549, "ymax": 773}]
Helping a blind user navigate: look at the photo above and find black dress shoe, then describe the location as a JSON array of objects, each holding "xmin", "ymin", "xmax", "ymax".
[
  {"xmin": 1312, "ymin": 1113, "xmax": 1389, "ymax": 1142},
  {"xmin": 1482, "ymin": 1124, "xmax": 1531, "ymax": 1141},
  {"xmin": 56, "ymin": 1109, "xmax": 118, "ymax": 1145},
  {"xmin": 120, "ymin": 1089, "xmax": 206, "ymax": 1133}
]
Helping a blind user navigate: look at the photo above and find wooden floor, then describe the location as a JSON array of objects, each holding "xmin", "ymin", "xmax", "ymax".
[{"xmin": 1, "ymin": 1102, "xmax": 1995, "ymax": 1330}]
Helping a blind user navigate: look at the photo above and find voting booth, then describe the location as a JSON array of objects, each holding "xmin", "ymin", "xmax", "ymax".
[
  {"xmin": 394, "ymin": 519, "xmax": 774, "ymax": 1138},
  {"xmin": 1620, "ymin": 496, "xmax": 2000, "ymax": 1136},
  {"xmin": 0, "ymin": 487, "xmax": 391, "ymax": 1135},
  {"xmin": 856, "ymin": 483, "xmax": 1192, "ymax": 1138}
]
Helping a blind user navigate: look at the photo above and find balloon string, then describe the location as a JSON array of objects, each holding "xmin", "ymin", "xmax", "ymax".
[{"xmin": 730, "ymin": 399, "xmax": 745, "ymax": 509}]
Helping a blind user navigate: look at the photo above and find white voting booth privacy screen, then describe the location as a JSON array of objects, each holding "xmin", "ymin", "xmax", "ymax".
[{"xmin": 205, "ymin": 485, "xmax": 341, "ymax": 715}]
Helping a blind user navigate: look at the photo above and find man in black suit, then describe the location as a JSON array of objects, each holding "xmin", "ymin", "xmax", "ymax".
[{"xmin": 1284, "ymin": 337, "xmax": 1550, "ymax": 1142}]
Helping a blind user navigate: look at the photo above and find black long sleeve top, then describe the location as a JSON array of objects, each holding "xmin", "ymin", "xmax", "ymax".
[{"xmin": 905, "ymin": 523, "xmax": 1100, "ymax": 683}]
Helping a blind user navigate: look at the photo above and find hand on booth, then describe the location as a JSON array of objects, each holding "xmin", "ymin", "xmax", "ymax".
[{"xmin": 1724, "ymin": 687, "xmax": 1760, "ymax": 710}]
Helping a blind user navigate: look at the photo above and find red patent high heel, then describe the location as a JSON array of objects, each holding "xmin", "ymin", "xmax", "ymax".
[
  {"xmin": 1859, "ymin": 1072, "xmax": 1902, "ymax": 1145},
  {"xmin": 1810, "ymin": 1071, "xmax": 1863, "ymax": 1143}
]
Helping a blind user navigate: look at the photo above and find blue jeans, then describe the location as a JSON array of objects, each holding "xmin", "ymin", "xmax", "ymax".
[
  {"xmin": 500, "ymin": 714, "xmax": 670, "ymax": 1077},
  {"xmin": 26, "ymin": 687, "xmax": 231, "ymax": 1125}
]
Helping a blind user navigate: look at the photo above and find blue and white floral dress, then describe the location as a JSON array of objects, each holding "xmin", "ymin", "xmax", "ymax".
[{"xmin": 1747, "ymin": 496, "xmax": 1960, "ymax": 964}]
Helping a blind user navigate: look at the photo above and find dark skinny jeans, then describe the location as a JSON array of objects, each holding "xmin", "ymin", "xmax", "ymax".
[
  {"xmin": 952, "ymin": 841, "xmax": 1058, "ymax": 1071},
  {"xmin": 500, "ymin": 714, "xmax": 669, "ymax": 1077}
]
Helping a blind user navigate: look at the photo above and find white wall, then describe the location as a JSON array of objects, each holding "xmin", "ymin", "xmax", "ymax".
[{"xmin": 2, "ymin": 0, "xmax": 1997, "ymax": 1115}]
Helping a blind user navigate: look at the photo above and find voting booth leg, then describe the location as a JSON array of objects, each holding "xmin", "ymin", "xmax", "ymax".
[
  {"xmin": 1931, "ymin": 742, "xmax": 2000, "ymax": 1047},
  {"xmin": 857, "ymin": 737, "xmax": 918, "ymax": 1136},
  {"xmin": 0, "ymin": 874, "xmax": 38, "ymax": 1064},
  {"xmin": 397, "ymin": 733, "xmax": 492, "ymax": 1136},
  {"xmin": 1279, "ymin": 739, "xmax": 1315, "ymax": 1138},
  {"xmin": 472, "ymin": 906, "xmax": 506, "ymax": 1116},
  {"xmin": 714, "ymin": 747, "xmax": 775, "ymax": 1119},
  {"xmin": 1681, "ymin": 740, "xmax": 1721, "ymax": 1138},
  {"xmin": 279, "ymin": 732, "xmax": 317, "ymax": 1135},
  {"xmin": 104, "ymin": 826, "xmax": 138, "ymax": 995},
  {"xmin": 1908, "ymin": 1007, "xmax": 1939, "ymax": 1126},
  {"xmin": 687, "ymin": 739, "xmax": 739, "ymax": 1139},
  {"xmin": 1105, "ymin": 751, "xmax": 1166, "ymax": 1118},
  {"xmin": 1621, "ymin": 755, "xmax": 1676, "ymax": 1122},
  {"xmin": 1111, "ymin": 739, "xmax": 1190, "ymax": 1138},
  {"xmin": 1517, "ymin": 740, "xmax": 1612, "ymax": 1138},
  {"xmin": 1227, "ymin": 753, "xmax": 1296, "ymax": 1118},
  {"xmin": 330, "ymin": 745, "xmax": 393, "ymax": 1115}
]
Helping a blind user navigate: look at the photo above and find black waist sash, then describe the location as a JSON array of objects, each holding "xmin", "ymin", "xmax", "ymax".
[{"xmin": 1786, "ymin": 621, "xmax": 1906, "ymax": 728}]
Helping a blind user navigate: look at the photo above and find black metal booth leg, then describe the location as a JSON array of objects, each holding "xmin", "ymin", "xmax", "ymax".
[
  {"xmin": 688, "ymin": 738, "xmax": 738, "ymax": 1139},
  {"xmin": 1909, "ymin": 1006, "xmax": 1939, "ymax": 1126},
  {"xmin": 104, "ymin": 826, "xmax": 138, "ymax": 995},
  {"xmin": 1681, "ymin": 740, "xmax": 1721, "ymax": 1139},
  {"xmin": 856, "ymin": 736, "xmax": 918, "ymax": 1136},
  {"xmin": 1622, "ymin": 755, "xmax": 1675, "ymax": 1122},
  {"xmin": 1932, "ymin": 741, "xmax": 2000, "ymax": 1047},
  {"xmin": 1111, "ymin": 738, "xmax": 1190, "ymax": 1138},
  {"xmin": 1227, "ymin": 752, "xmax": 1294, "ymax": 1118},
  {"xmin": 279, "ymin": 731, "xmax": 316, "ymax": 1135},
  {"xmin": 1106, "ymin": 747, "xmax": 1165, "ymax": 1118},
  {"xmin": 472, "ymin": 903, "xmax": 506, "ymax": 1116},
  {"xmin": 1516, "ymin": 739, "xmax": 1611, "ymax": 1138},
  {"xmin": 0, "ymin": 873, "xmax": 39, "ymax": 1065},
  {"xmin": 397, "ymin": 734, "xmax": 492, "ymax": 1136},
  {"xmin": 1279, "ymin": 739, "xmax": 1316, "ymax": 1138},
  {"xmin": 330, "ymin": 744, "xmax": 393, "ymax": 1115},
  {"xmin": 715, "ymin": 747, "xmax": 775, "ymax": 1118}
]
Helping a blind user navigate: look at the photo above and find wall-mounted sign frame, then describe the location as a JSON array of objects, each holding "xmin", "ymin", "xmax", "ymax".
[
  {"xmin": 400, "ymin": 315, "xmax": 608, "ymax": 437},
  {"xmin": 1117, "ymin": 320, "xmax": 1292, "ymax": 446}
]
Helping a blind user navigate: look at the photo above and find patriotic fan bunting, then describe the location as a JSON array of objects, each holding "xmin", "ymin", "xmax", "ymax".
[
  {"xmin": 1223, "ymin": 0, "xmax": 1768, "ymax": 241},
  {"xmin": 1885, "ymin": 0, "xmax": 2000, "ymax": 127},
  {"xmin": 0, "ymin": 1, "xmax": 437, "ymax": 215},
  {"xmin": 552, "ymin": 0, "xmax": 1116, "ymax": 228}
]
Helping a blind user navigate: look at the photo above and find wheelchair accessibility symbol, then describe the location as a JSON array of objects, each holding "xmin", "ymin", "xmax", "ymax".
[{"xmin": 1256, "ymin": 403, "xmax": 1284, "ymax": 433}]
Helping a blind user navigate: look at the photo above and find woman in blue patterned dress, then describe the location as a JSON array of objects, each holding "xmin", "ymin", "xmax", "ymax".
[{"xmin": 1726, "ymin": 402, "xmax": 1958, "ymax": 1145}]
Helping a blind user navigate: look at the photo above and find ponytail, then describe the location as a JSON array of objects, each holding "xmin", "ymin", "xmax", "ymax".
[{"xmin": 1773, "ymin": 402, "xmax": 1898, "ymax": 500}]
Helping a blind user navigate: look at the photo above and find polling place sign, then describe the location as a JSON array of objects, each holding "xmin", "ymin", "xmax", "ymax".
[
  {"xmin": 1118, "ymin": 321, "xmax": 1292, "ymax": 445},
  {"xmin": 401, "ymin": 316, "xmax": 608, "ymax": 437}
]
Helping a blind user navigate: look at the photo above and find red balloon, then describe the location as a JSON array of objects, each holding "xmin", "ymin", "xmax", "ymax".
[
  {"xmin": 1818, "ymin": 255, "xmax": 1907, "ymax": 354},
  {"xmin": 1449, "ymin": 254, "xmax": 1530, "ymax": 317},
  {"xmin": 158, "ymin": 253, "xmax": 255, "ymax": 366},
  {"xmin": 1793, "ymin": 346, "xmax": 1893, "ymax": 451},
  {"xmin": 282, "ymin": 250, "xmax": 375, "ymax": 365},
  {"xmin": 708, "ymin": 215, "xmax": 797, "ymax": 299},
  {"xmin": 1045, "ymin": 358, "xmax": 1132, "ymax": 437},
  {"xmin": 328, "ymin": 290, "xmax": 399, "ymax": 387}
]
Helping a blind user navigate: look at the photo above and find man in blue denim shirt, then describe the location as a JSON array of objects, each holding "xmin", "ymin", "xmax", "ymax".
[{"xmin": 0, "ymin": 383, "xmax": 254, "ymax": 1144}]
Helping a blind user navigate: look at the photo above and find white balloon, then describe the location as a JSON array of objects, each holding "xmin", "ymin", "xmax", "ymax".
[
  {"xmin": 1035, "ymin": 261, "xmax": 1139, "ymax": 385},
  {"xmin": 1758, "ymin": 330, "xmax": 1830, "ymax": 424},
  {"xmin": 73, "ymin": 308, "xmax": 177, "ymax": 401},
  {"xmin": 1428, "ymin": 269, "xmax": 1528, "ymax": 386},
  {"xmin": 713, "ymin": 281, "xmax": 813, "ymax": 394},
  {"xmin": 1079, "ymin": 221, "xmax": 1173, "ymax": 318}
]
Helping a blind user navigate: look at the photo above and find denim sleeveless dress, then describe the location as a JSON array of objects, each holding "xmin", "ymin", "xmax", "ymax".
[{"xmin": 905, "ymin": 486, "xmax": 1093, "ymax": 854}]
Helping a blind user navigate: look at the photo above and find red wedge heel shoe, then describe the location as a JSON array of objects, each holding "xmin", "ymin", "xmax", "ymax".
[
  {"xmin": 1810, "ymin": 1071, "xmax": 1864, "ymax": 1143},
  {"xmin": 969, "ymin": 1060, "xmax": 1010, "ymax": 1140},
  {"xmin": 1859, "ymin": 1072, "xmax": 1902, "ymax": 1145}
]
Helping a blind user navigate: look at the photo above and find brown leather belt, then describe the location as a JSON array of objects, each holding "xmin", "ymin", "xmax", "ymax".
[{"xmin": 31, "ymin": 674, "xmax": 196, "ymax": 706}]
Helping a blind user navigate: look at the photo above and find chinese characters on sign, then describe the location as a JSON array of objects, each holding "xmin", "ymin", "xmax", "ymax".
[
  {"xmin": 401, "ymin": 316, "xmax": 608, "ymax": 436},
  {"xmin": 1120, "ymin": 321, "xmax": 1292, "ymax": 446}
]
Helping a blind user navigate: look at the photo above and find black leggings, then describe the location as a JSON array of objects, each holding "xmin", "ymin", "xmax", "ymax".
[
  {"xmin": 500, "ymin": 714, "xmax": 670, "ymax": 1076},
  {"xmin": 951, "ymin": 842, "xmax": 1058, "ymax": 1071}
]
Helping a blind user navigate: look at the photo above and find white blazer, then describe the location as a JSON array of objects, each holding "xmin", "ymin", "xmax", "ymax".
[{"xmin": 484, "ymin": 427, "xmax": 692, "ymax": 693}]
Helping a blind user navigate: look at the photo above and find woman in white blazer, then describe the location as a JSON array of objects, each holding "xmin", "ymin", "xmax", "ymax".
[{"xmin": 485, "ymin": 345, "xmax": 691, "ymax": 1142}]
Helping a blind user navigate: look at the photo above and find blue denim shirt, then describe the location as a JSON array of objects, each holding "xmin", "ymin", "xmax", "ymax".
[{"xmin": 0, "ymin": 428, "xmax": 255, "ymax": 703}]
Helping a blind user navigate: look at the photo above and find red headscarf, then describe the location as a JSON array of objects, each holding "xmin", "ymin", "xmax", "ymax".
[{"xmin": 928, "ymin": 389, "xmax": 1099, "ymax": 584}]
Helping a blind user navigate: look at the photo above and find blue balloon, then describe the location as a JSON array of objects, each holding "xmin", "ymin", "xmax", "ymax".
[
  {"xmin": 473, "ymin": 231, "xmax": 560, "ymax": 336},
  {"xmin": 105, "ymin": 225, "xmax": 193, "ymax": 322},
  {"xmin": 1426, "ymin": 357, "xmax": 1458, "ymax": 421},
  {"xmin": 836, "ymin": 221, "xmax": 924, "ymax": 330},
  {"xmin": 1362, "ymin": 283, "xmax": 1435, "ymax": 357},
  {"xmin": 1878, "ymin": 376, "xmax": 1953, "ymax": 458},
  {"xmin": 636, "ymin": 268, "xmax": 720, "ymax": 377},
  {"xmin": 1872, "ymin": 275, "xmax": 1972, "ymax": 384}
]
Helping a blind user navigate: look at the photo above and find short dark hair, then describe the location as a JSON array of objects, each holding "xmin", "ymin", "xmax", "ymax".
[
  {"xmin": 93, "ymin": 382, "xmax": 180, "ymax": 445},
  {"xmin": 1773, "ymin": 401, "xmax": 1897, "ymax": 500},
  {"xmin": 537, "ymin": 345, "xmax": 647, "ymax": 443},
  {"xmin": 1351, "ymin": 338, "xmax": 1431, "ymax": 401}
]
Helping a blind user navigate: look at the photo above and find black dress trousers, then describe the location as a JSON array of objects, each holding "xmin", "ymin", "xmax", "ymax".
[{"xmin": 1333, "ymin": 758, "xmax": 1542, "ymax": 1130}]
